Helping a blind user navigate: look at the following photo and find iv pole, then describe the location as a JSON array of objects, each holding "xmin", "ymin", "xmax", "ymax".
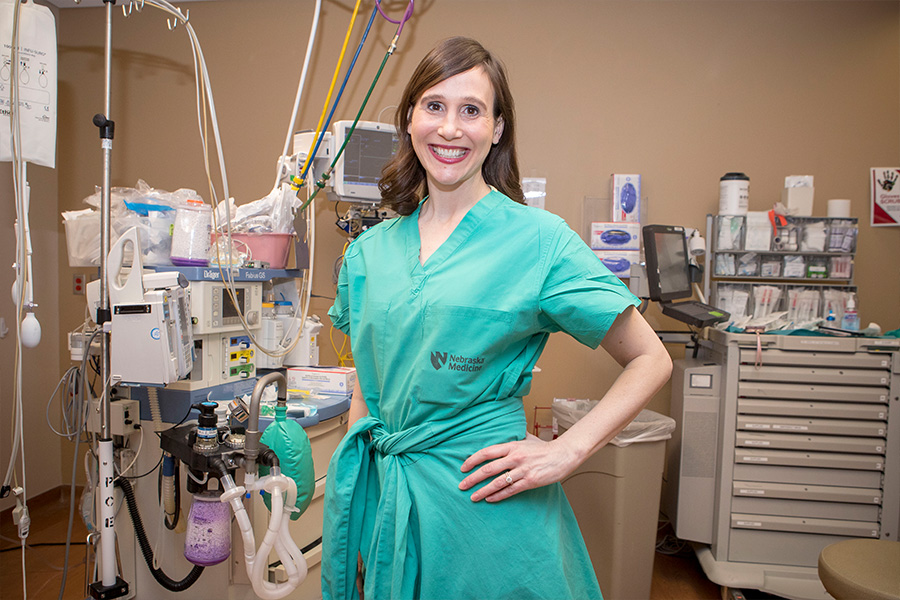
[{"xmin": 89, "ymin": 1, "xmax": 128, "ymax": 597}]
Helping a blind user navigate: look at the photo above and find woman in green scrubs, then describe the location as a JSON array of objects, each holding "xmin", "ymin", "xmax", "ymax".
[{"xmin": 323, "ymin": 37, "xmax": 672, "ymax": 600}]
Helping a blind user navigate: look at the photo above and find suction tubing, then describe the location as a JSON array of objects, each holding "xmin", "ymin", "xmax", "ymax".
[{"xmin": 116, "ymin": 478, "xmax": 204, "ymax": 592}]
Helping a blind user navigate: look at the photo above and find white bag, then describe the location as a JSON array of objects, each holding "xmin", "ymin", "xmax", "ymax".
[{"xmin": 0, "ymin": 0, "xmax": 57, "ymax": 168}]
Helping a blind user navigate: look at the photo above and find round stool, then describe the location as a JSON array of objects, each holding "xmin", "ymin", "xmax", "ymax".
[{"xmin": 817, "ymin": 539, "xmax": 900, "ymax": 600}]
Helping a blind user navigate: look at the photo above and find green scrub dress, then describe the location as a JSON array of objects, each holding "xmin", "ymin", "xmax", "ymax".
[{"xmin": 324, "ymin": 190, "xmax": 640, "ymax": 600}]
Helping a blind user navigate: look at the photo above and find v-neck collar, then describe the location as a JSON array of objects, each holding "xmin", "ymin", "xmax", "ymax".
[{"xmin": 405, "ymin": 189, "xmax": 503, "ymax": 273}]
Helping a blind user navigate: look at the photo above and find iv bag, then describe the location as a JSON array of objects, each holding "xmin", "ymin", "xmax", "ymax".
[{"xmin": 0, "ymin": 0, "xmax": 57, "ymax": 168}]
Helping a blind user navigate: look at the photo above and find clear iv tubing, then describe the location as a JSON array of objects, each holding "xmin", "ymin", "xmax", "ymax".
[
  {"xmin": 219, "ymin": 470, "xmax": 308, "ymax": 599},
  {"xmin": 273, "ymin": 0, "xmax": 323, "ymax": 190}
]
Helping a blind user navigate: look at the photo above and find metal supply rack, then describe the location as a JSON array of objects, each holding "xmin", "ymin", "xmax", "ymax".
[{"xmin": 703, "ymin": 214, "xmax": 858, "ymax": 324}]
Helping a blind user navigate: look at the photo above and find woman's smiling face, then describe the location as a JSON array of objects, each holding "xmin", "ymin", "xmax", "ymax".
[{"xmin": 407, "ymin": 66, "xmax": 504, "ymax": 196}]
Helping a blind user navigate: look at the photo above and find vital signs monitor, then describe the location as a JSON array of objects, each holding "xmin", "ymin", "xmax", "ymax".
[{"xmin": 332, "ymin": 120, "xmax": 398, "ymax": 202}]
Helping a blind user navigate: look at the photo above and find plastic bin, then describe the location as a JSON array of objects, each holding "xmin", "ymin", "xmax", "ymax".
[{"xmin": 553, "ymin": 402, "xmax": 676, "ymax": 600}]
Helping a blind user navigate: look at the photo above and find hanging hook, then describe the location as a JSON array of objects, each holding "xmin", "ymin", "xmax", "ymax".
[
  {"xmin": 122, "ymin": 0, "xmax": 144, "ymax": 17},
  {"xmin": 167, "ymin": 8, "xmax": 189, "ymax": 31}
]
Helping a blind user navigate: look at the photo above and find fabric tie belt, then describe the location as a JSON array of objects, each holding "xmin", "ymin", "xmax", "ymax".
[{"xmin": 321, "ymin": 400, "xmax": 523, "ymax": 600}]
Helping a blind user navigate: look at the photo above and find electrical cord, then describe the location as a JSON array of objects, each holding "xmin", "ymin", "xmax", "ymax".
[
  {"xmin": 58, "ymin": 328, "xmax": 102, "ymax": 600},
  {"xmin": 298, "ymin": 0, "xmax": 414, "ymax": 212},
  {"xmin": 295, "ymin": 0, "xmax": 366, "ymax": 187}
]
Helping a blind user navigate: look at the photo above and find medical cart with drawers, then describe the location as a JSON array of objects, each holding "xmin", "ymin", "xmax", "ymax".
[{"xmin": 665, "ymin": 329, "xmax": 899, "ymax": 600}]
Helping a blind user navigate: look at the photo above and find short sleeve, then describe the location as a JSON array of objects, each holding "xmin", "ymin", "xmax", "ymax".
[
  {"xmin": 538, "ymin": 224, "xmax": 640, "ymax": 349},
  {"xmin": 328, "ymin": 256, "xmax": 351, "ymax": 335}
]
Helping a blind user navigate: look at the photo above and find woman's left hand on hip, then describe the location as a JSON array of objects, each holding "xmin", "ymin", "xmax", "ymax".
[{"xmin": 458, "ymin": 433, "xmax": 579, "ymax": 502}]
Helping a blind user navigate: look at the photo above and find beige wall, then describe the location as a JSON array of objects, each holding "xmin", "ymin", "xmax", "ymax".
[
  {"xmin": 1, "ymin": 163, "xmax": 61, "ymax": 512},
  {"xmin": 4, "ymin": 0, "xmax": 896, "ymax": 506}
]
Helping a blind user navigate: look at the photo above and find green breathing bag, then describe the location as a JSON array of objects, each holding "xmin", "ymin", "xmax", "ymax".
[{"xmin": 258, "ymin": 405, "xmax": 316, "ymax": 520}]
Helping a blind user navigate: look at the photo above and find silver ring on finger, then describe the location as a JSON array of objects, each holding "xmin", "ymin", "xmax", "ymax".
[{"xmin": 505, "ymin": 472, "xmax": 513, "ymax": 485}]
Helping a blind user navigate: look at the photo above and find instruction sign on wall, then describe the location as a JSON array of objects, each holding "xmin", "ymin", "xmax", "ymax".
[{"xmin": 871, "ymin": 168, "xmax": 900, "ymax": 227}]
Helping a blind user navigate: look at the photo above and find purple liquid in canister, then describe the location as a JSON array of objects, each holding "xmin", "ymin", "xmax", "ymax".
[{"xmin": 184, "ymin": 495, "xmax": 231, "ymax": 566}]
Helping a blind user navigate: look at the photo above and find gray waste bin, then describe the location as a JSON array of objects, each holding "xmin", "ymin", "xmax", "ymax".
[{"xmin": 553, "ymin": 402, "xmax": 676, "ymax": 600}]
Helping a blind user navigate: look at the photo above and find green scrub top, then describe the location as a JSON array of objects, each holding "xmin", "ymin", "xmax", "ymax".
[{"xmin": 324, "ymin": 190, "xmax": 640, "ymax": 600}]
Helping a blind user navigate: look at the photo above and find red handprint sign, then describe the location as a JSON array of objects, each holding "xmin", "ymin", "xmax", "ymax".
[{"xmin": 871, "ymin": 167, "xmax": 900, "ymax": 226}]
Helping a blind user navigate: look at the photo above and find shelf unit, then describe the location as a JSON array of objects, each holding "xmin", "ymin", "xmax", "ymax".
[{"xmin": 703, "ymin": 214, "xmax": 858, "ymax": 325}]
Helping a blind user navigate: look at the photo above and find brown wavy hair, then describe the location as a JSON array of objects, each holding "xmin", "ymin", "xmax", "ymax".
[{"xmin": 379, "ymin": 37, "xmax": 524, "ymax": 216}]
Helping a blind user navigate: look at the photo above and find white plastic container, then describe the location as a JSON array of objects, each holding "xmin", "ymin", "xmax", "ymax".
[
  {"xmin": 719, "ymin": 172, "xmax": 749, "ymax": 215},
  {"xmin": 170, "ymin": 199, "xmax": 212, "ymax": 266}
]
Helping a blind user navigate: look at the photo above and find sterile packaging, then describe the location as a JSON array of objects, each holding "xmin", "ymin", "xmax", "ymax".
[
  {"xmin": 800, "ymin": 221, "xmax": 827, "ymax": 252},
  {"xmin": 743, "ymin": 212, "xmax": 771, "ymax": 251},
  {"xmin": 593, "ymin": 250, "xmax": 639, "ymax": 279},
  {"xmin": 287, "ymin": 366, "xmax": 356, "ymax": 395},
  {"xmin": 715, "ymin": 216, "xmax": 743, "ymax": 250},
  {"xmin": 610, "ymin": 174, "xmax": 641, "ymax": 222},
  {"xmin": 590, "ymin": 222, "xmax": 641, "ymax": 250}
]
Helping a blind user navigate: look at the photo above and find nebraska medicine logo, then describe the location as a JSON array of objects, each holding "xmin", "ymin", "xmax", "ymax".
[{"xmin": 430, "ymin": 351, "xmax": 484, "ymax": 372}]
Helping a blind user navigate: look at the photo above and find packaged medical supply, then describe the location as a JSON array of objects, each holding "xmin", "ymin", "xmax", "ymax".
[
  {"xmin": 715, "ymin": 285, "xmax": 750, "ymax": 324},
  {"xmin": 170, "ymin": 199, "xmax": 213, "ymax": 266},
  {"xmin": 800, "ymin": 220, "xmax": 827, "ymax": 252},
  {"xmin": 590, "ymin": 222, "xmax": 641, "ymax": 250},
  {"xmin": 760, "ymin": 259, "xmax": 781, "ymax": 278},
  {"xmin": 829, "ymin": 255, "xmax": 853, "ymax": 279},
  {"xmin": 806, "ymin": 258, "xmax": 827, "ymax": 279},
  {"xmin": 752, "ymin": 285, "xmax": 782, "ymax": 318},
  {"xmin": 64, "ymin": 180, "xmax": 196, "ymax": 266},
  {"xmin": 782, "ymin": 175, "xmax": 814, "ymax": 216},
  {"xmin": 827, "ymin": 221, "xmax": 857, "ymax": 252},
  {"xmin": 715, "ymin": 253, "xmax": 736, "ymax": 277},
  {"xmin": 287, "ymin": 366, "xmax": 357, "ymax": 395},
  {"xmin": 593, "ymin": 250, "xmax": 639, "ymax": 278},
  {"xmin": 743, "ymin": 211, "xmax": 771, "ymax": 251},
  {"xmin": 719, "ymin": 172, "xmax": 749, "ymax": 215},
  {"xmin": 610, "ymin": 174, "xmax": 641, "ymax": 222},
  {"xmin": 737, "ymin": 253, "xmax": 759, "ymax": 276},
  {"xmin": 715, "ymin": 215, "xmax": 743, "ymax": 250},
  {"xmin": 783, "ymin": 255, "xmax": 806, "ymax": 278}
]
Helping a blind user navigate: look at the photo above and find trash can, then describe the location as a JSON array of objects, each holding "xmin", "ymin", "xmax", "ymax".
[{"xmin": 553, "ymin": 400, "xmax": 676, "ymax": 600}]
